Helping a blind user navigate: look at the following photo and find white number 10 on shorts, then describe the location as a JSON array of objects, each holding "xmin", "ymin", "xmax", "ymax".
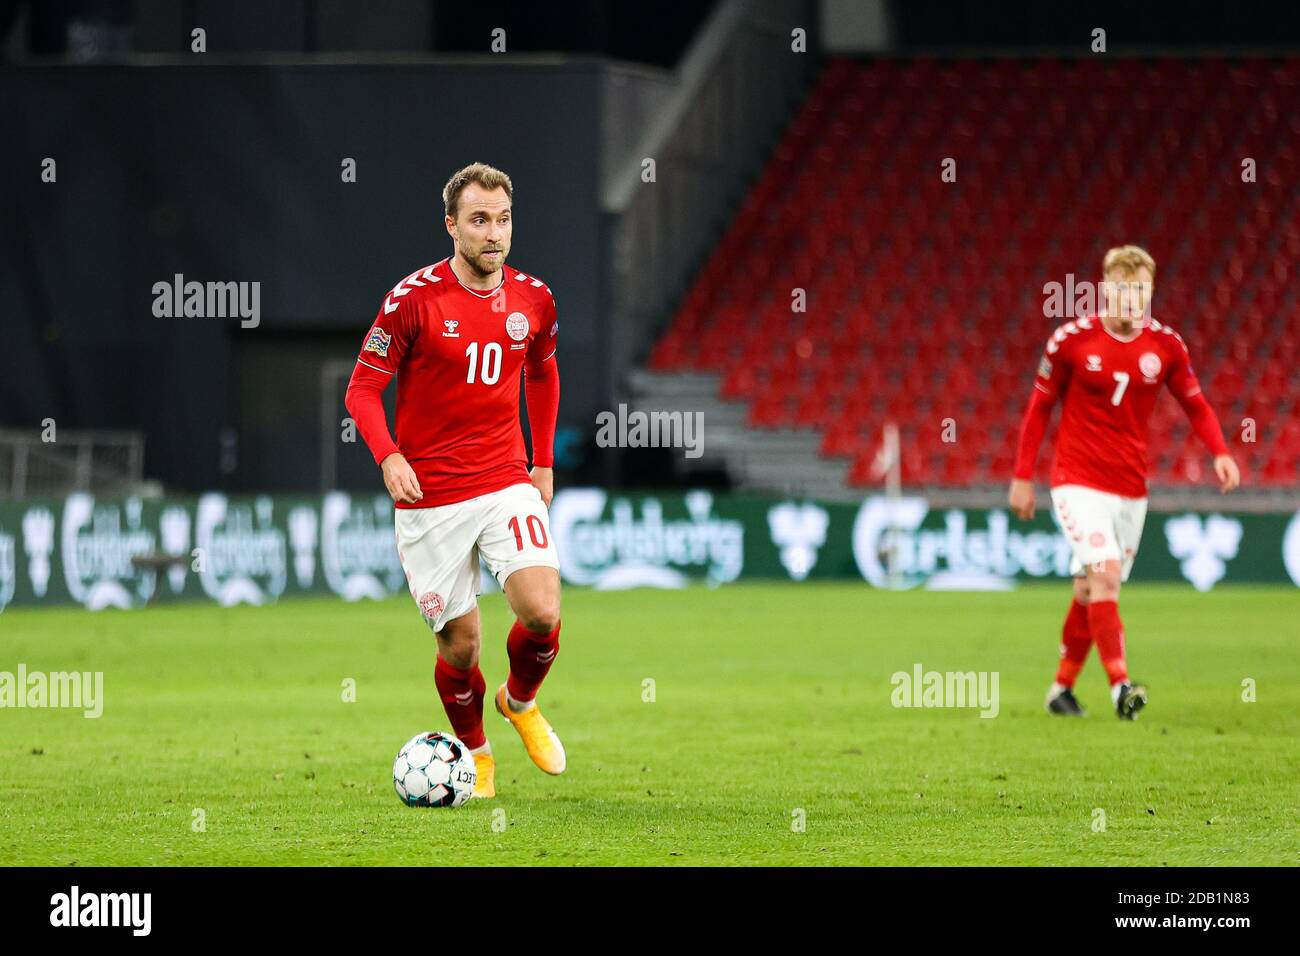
[{"xmin": 394, "ymin": 482, "xmax": 559, "ymax": 632}]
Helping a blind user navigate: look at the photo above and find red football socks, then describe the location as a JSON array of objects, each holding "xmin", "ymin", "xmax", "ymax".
[
  {"xmin": 506, "ymin": 619, "xmax": 561, "ymax": 703},
  {"xmin": 1055, "ymin": 598, "xmax": 1092, "ymax": 687},
  {"xmin": 1087, "ymin": 599, "xmax": 1129, "ymax": 686},
  {"xmin": 434, "ymin": 656, "xmax": 487, "ymax": 749}
]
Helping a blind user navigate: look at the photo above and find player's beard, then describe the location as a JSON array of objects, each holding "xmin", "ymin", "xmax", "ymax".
[{"xmin": 462, "ymin": 241, "xmax": 507, "ymax": 278}]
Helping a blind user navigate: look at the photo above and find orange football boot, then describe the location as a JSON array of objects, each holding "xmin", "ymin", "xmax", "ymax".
[
  {"xmin": 472, "ymin": 750, "xmax": 496, "ymax": 798},
  {"xmin": 494, "ymin": 685, "xmax": 566, "ymax": 774}
]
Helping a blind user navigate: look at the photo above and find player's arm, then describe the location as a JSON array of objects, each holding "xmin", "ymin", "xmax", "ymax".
[
  {"xmin": 344, "ymin": 303, "xmax": 423, "ymax": 504},
  {"xmin": 1167, "ymin": 338, "xmax": 1239, "ymax": 493},
  {"xmin": 1009, "ymin": 340, "xmax": 1070, "ymax": 519},
  {"xmin": 523, "ymin": 300, "xmax": 560, "ymax": 506}
]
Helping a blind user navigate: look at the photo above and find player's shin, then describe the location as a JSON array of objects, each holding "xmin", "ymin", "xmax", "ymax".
[
  {"xmin": 505, "ymin": 619, "xmax": 561, "ymax": 710},
  {"xmin": 434, "ymin": 656, "xmax": 488, "ymax": 749},
  {"xmin": 1086, "ymin": 600, "xmax": 1128, "ymax": 686},
  {"xmin": 1055, "ymin": 597, "xmax": 1092, "ymax": 688}
]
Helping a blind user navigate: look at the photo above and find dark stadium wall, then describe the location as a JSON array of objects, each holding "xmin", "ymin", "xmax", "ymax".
[
  {"xmin": 886, "ymin": 0, "xmax": 1300, "ymax": 48},
  {"xmin": 0, "ymin": 62, "xmax": 605, "ymax": 494}
]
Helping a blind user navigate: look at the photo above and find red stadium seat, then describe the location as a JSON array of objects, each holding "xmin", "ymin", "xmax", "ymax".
[{"xmin": 648, "ymin": 57, "xmax": 1300, "ymax": 488}]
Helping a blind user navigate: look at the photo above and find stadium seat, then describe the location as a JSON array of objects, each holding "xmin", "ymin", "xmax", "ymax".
[{"xmin": 649, "ymin": 57, "xmax": 1300, "ymax": 487}]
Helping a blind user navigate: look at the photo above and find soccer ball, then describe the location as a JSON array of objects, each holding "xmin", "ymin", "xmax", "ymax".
[{"xmin": 392, "ymin": 731, "xmax": 476, "ymax": 808}]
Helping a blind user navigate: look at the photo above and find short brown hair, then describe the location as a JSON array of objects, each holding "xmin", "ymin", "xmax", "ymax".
[
  {"xmin": 1103, "ymin": 244, "xmax": 1156, "ymax": 278},
  {"xmin": 443, "ymin": 162, "xmax": 513, "ymax": 219}
]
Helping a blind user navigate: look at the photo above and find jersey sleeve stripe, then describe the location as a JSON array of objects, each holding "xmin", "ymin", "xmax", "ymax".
[{"xmin": 356, "ymin": 358, "xmax": 393, "ymax": 374}]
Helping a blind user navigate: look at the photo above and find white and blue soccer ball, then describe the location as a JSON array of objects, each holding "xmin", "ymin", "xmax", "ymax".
[{"xmin": 392, "ymin": 731, "xmax": 476, "ymax": 808}]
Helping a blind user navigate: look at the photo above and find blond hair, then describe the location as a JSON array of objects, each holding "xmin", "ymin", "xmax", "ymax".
[
  {"xmin": 1103, "ymin": 244, "xmax": 1156, "ymax": 278},
  {"xmin": 443, "ymin": 162, "xmax": 513, "ymax": 219}
]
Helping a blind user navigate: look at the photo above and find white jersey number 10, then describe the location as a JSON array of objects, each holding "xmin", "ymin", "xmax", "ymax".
[{"xmin": 465, "ymin": 342, "xmax": 502, "ymax": 385}]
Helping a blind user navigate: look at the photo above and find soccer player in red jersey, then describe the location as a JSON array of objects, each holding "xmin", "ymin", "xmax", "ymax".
[
  {"xmin": 345, "ymin": 163, "xmax": 565, "ymax": 797},
  {"xmin": 1009, "ymin": 246, "xmax": 1240, "ymax": 719}
]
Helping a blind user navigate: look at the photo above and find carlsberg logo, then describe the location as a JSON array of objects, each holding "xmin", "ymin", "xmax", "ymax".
[
  {"xmin": 852, "ymin": 497, "xmax": 1073, "ymax": 587},
  {"xmin": 0, "ymin": 530, "xmax": 14, "ymax": 612},
  {"xmin": 317, "ymin": 492, "xmax": 404, "ymax": 600},
  {"xmin": 549, "ymin": 489, "xmax": 743, "ymax": 588},
  {"xmin": 194, "ymin": 494, "xmax": 287, "ymax": 606},
  {"xmin": 61, "ymin": 494, "xmax": 157, "ymax": 610}
]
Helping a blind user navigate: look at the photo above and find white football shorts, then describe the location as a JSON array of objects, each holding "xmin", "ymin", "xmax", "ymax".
[
  {"xmin": 1049, "ymin": 483, "xmax": 1149, "ymax": 581},
  {"xmin": 394, "ymin": 481, "xmax": 559, "ymax": 632}
]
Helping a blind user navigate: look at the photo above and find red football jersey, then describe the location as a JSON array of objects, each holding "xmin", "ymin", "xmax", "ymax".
[
  {"xmin": 1032, "ymin": 315, "xmax": 1207, "ymax": 498},
  {"xmin": 354, "ymin": 258, "xmax": 559, "ymax": 508}
]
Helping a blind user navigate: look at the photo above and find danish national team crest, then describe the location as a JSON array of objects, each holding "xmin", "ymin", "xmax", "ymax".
[
  {"xmin": 418, "ymin": 591, "xmax": 444, "ymax": 619},
  {"xmin": 505, "ymin": 312, "xmax": 529, "ymax": 341},
  {"xmin": 1139, "ymin": 352, "xmax": 1162, "ymax": 381},
  {"xmin": 364, "ymin": 327, "xmax": 392, "ymax": 357}
]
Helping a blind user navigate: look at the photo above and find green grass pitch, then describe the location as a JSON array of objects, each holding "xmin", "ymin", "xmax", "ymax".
[{"xmin": 2, "ymin": 583, "xmax": 1297, "ymax": 866}]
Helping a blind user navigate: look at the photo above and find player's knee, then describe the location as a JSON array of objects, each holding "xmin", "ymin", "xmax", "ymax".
[
  {"xmin": 438, "ymin": 635, "xmax": 479, "ymax": 670},
  {"xmin": 436, "ymin": 616, "xmax": 481, "ymax": 667},
  {"xmin": 440, "ymin": 644, "xmax": 478, "ymax": 670},
  {"xmin": 517, "ymin": 601, "xmax": 560, "ymax": 635},
  {"xmin": 1088, "ymin": 572, "xmax": 1121, "ymax": 603}
]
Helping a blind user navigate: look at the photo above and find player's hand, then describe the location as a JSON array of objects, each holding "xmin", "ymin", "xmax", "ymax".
[
  {"xmin": 1008, "ymin": 478, "xmax": 1036, "ymax": 520},
  {"xmin": 381, "ymin": 453, "xmax": 423, "ymax": 504},
  {"xmin": 1213, "ymin": 454, "xmax": 1240, "ymax": 493},
  {"xmin": 530, "ymin": 466, "xmax": 554, "ymax": 507}
]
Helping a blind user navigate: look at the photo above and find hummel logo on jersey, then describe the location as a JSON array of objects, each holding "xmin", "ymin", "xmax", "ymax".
[
  {"xmin": 364, "ymin": 327, "xmax": 392, "ymax": 357},
  {"xmin": 1085, "ymin": 354, "xmax": 1103, "ymax": 372},
  {"xmin": 443, "ymin": 320, "xmax": 460, "ymax": 338}
]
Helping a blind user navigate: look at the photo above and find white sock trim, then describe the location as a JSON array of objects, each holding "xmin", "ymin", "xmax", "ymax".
[{"xmin": 505, "ymin": 688, "xmax": 537, "ymax": 713}]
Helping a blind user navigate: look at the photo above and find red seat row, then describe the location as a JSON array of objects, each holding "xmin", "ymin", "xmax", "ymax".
[{"xmin": 648, "ymin": 57, "xmax": 1300, "ymax": 488}]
